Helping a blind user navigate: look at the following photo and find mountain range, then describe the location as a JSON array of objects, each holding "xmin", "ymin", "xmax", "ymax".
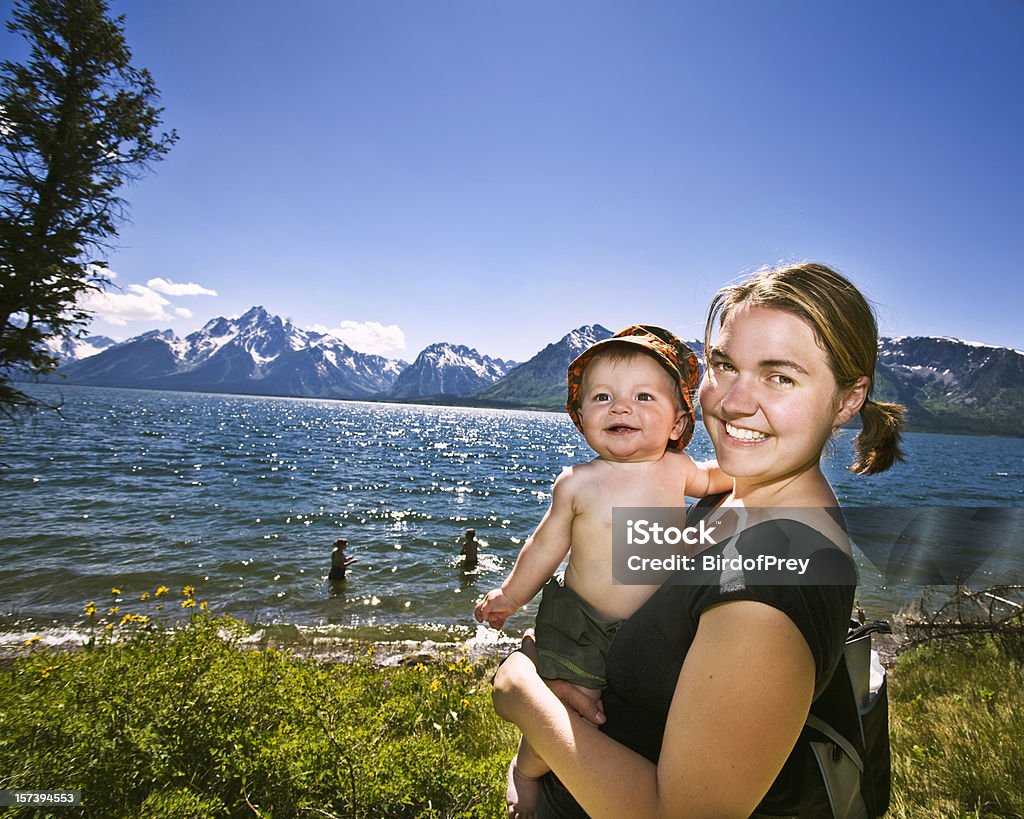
[
  {"xmin": 44, "ymin": 307, "xmax": 1024, "ymax": 437},
  {"xmin": 874, "ymin": 337, "xmax": 1024, "ymax": 437},
  {"xmin": 53, "ymin": 307, "xmax": 405, "ymax": 399}
]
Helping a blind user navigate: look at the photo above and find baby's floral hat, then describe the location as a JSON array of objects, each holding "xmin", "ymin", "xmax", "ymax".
[{"xmin": 565, "ymin": 325, "xmax": 700, "ymax": 451}]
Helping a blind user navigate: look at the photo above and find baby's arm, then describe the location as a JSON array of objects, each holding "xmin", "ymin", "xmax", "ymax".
[
  {"xmin": 475, "ymin": 468, "xmax": 578, "ymax": 629},
  {"xmin": 686, "ymin": 457, "xmax": 733, "ymax": 499}
]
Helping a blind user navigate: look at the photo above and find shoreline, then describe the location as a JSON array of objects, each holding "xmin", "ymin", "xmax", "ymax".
[
  {"xmin": 8, "ymin": 585, "xmax": 1016, "ymax": 670},
  {"xmin": 1, "ymin": 619, "xmax": 904, "ymax": 670},
  {"xmin": 0, "ymin": 620, "xmax": 522, "ymax": 667}
]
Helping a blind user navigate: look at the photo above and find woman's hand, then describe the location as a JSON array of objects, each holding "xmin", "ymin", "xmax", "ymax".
[{"xmin": 547, "ymin": 679, "xmax": 606, "ymax": 725}]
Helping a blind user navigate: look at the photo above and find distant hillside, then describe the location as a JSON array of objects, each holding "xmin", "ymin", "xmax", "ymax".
[{"xmin": 875, "ymin": 337, "xmax": 1024, "ymax": 437}]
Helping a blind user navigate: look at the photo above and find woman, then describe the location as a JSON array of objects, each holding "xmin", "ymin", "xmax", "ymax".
[{"xmin": 492, "ymin": 262, "xmax": 905, "ymax": 818}]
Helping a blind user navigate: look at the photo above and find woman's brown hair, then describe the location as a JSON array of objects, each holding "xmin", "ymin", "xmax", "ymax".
[{"xmin": 704, "ymin": 262, "xmax": 905, "ymax": 475}]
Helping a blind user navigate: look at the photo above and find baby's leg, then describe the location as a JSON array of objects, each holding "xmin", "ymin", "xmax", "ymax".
[
  {"xmin": 505, "ymin": 684, "xmax": 602, "ymax": 818},
  {"xmin": 506, "ymin": 735, "xmax": 546, "ymax": 818}
]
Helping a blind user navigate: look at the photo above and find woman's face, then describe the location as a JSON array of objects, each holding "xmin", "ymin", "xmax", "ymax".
[{"xmin": 699, "ymin": 304, "xmax": 858, "ymax": 489}]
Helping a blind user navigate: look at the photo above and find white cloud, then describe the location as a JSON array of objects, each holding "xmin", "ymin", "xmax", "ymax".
[
  {"xmin": 86, "ymin": 264, "xmax": 117, "ymax": 281},
  {"xmin": 146, "ymin": 277, "xmax": 218, "ymax": 297},
  {"xmin": 320, "ymin": 320, "xmax": 407, "ymax": 356},
  {"xmin": 73, "ymin": 269, "xmax": 216, "ymax": 328},
  {"xmin": 78, "ymin": 283, "xmax": 174, "ymax": 327}
]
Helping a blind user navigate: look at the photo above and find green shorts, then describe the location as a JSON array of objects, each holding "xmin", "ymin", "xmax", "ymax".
[{"xmin": 534, "ymin": 575, "xmax": 622, "ymax": 689}]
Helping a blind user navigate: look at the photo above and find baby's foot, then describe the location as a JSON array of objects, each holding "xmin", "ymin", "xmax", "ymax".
[{"xmin": 506, "ymin": 755, "xmax": 541, "ymax": 819}]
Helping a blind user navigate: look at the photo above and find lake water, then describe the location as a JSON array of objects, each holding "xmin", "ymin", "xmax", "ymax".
[{"xmin": 2, "ymin": 384, "xmax": 1022, "ymax": 652}]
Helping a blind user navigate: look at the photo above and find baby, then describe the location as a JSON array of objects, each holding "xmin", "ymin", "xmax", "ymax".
[{"xmin": 475, "ymin": 325, "xmax": 731, "ymax": 817}]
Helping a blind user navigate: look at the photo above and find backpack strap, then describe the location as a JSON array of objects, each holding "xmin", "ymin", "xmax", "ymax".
[
  {"xmin": 809, "ymin": 651, "xmax": 866, "ymax": 756},
  {"xmin": 847, "ymin": 620, "xmax": 892, "ymax": 643},
  {"xmin": 804, "ymin": 714, "xmax": 865, "ymax": 773}
]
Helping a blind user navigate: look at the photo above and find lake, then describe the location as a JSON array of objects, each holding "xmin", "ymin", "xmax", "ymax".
[{"xmin": 2, "ymin": 384, "xmax": 1022, "ymax": 653}]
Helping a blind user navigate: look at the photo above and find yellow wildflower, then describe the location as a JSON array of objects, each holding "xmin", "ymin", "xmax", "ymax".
[
  {"xmin": 199, "ymin": 601, "xmax": 209, "ymax": 611},
  {"xmin": 430, "ymin": 679, "xmax": 442, "ymax": 692},
  {"xmin": 24, "ymin": 636, "xmax": 41, "ymax": 646},
  {"xmin": 104, "ymin": 623, "xmax": 114, "ymax": 632},
  {"xmin": 84, "ymin": 602, "xmax": 97, "ymax": 617},
  {"xmin": 140, "ymin": 592, "xmax": 150, "ymax": 601},
  {"xmin": 108, "ymin": 606, "xmax": 120, "ymax": 615},
  {"xmin": 138, "ymin": 616, "xmax": 151, "ymax": 624},
  {"xmin": 181, "ymin": 599, "xmax": 196, "ymax": 608},
  {"xmin": 182, "ymin": 585, "xmax": 195, "ymax": 598},
  {"xmin": 111, "ymin": 587, "xmax": 121, "ymax": 596},
  {"xmin": 155, "ymin": 585, "xmax": 169, "ymax": 597}
]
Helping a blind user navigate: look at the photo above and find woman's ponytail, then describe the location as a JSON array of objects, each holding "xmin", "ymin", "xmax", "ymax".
[{"xmin": 851, "ymin": 398, "xmax": 906, "ymax": 475}]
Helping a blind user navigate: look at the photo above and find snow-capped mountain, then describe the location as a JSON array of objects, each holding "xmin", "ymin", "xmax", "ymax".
[
  {"xmin": 58, "ymin": 307, "xmax": 405, "ymax": 399},
  {"xmin": 470, "ymin": 324, "xmax": 615, "ymax": 409},
  {"xmin": 389, "ymin": 343, "xmax": 516, "ymax": 399},
  {"xmin": 878, "ymin": 336, "xmax": 1024, "ymax": 395},
  {"xmin": 46, "ymin": 333, "xmax": 117, "ymax": 361}
]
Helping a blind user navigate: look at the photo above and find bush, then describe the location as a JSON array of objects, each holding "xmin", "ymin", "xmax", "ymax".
[{"xmin": 0, "ymin": 592, "xmax": 516, "ymax": 818}]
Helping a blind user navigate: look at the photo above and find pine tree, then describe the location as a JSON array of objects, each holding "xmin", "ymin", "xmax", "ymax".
[{"xmin": 0, "ymin": 0, "xmax": 177, "ymax": 414}]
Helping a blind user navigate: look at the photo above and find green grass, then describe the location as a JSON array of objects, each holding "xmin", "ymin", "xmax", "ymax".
[
  {"xmin": 1, "ymin": 591, "xmax": 1022, "ymax": 817},
  {"xmin": 0, "ymin": 602, "xmax": 517, "ymax": 818},
  {"xmin": 887, "ymin": 637, "xmax": 1024, "ymax": 818}
]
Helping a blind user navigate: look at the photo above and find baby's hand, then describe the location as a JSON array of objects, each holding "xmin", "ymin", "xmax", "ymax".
[{"xmin": 474, "ymin": 588, "xmax": 520, "ymax": 630}]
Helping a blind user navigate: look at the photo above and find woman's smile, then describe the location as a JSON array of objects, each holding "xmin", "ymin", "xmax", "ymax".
[{"xmin": 723, "ymin": 421, "xmax": 769, "ymax": 443}]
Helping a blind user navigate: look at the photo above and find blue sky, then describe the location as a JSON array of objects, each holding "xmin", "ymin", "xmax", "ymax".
[{"xmin": 5, "ymin": 0, "xmax": 1023, "ymax": 361}]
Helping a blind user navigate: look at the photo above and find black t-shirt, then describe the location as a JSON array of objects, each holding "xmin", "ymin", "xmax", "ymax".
[{"xmin": 539, "ymin": 499, "xmax": 856, "ymax": 818}]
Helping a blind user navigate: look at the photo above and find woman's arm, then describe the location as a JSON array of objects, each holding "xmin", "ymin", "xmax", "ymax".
[{"xmin": 493, "ymin": 600, "xmax": 815, "ymax": 818}]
